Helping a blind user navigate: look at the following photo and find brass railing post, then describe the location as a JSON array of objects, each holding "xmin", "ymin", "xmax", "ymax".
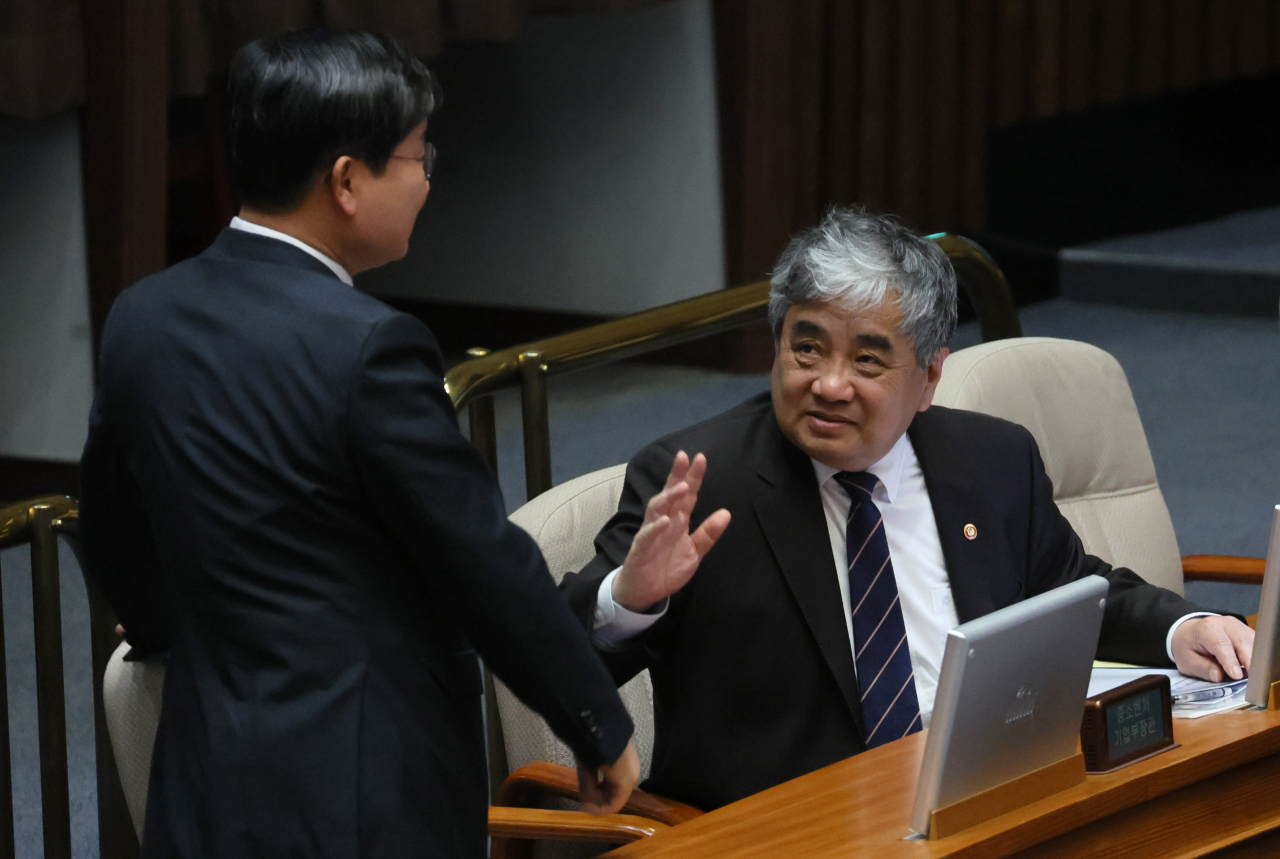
[
  {"xmin": 28, "ymin": 504, "xmax": 72, "ymax": 859},
  {"xmin": 518, "ymin": 351, "xmax": 552, "ymax": 501},
  {"xmin": 464, "ymin": 348, "xmax": 499, "ymax": 476},
  {"xmin": 52, "ymin": 512, "xmax": 139, "ymax": 859},
  {"xmin": 0, "ymin": 550, "xmax": 13, "ymax": 859}
]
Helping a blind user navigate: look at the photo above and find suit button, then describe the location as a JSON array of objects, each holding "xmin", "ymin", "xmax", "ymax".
[{"xmin": 581, "ymin": 709, "xmax": 602, "ymax": 738}]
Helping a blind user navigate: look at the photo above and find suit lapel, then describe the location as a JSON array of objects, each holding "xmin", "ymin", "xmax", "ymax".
[
  {"xmin": 910, "ymin": 407, "xmax": 1022, "ymax": 624},
  {"xmin": 753, "ymin": 425, "xmax": 866, "ymax": 737}
]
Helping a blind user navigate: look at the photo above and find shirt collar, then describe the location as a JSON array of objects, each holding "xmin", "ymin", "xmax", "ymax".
[
  {"xmin": 811, "ymin": 431, "xmax": 912, "ymax": 504},
  {"xmin": 229, "ymin": 216, "xmax": 354, "ymax": 287}
]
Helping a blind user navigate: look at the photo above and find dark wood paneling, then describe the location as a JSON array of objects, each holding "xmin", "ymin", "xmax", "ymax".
[
  {"xmin": 821, "ymin": 0, "xmax": 859, "ymax": 203},
  {"xmin": 1237, "ymin": 0, "xmax": 1271, "ymax": 74},
  {"xmin": 79, "ymin": 0, "xmax": 169, "ymax": 361},
  {"xmin": 713, "ymin": 0, "xmax": 1280, "ymax": 293},
  {"xmin": 1060, "ymin": 0, "xmax": 1095, "ymax": 113},
  {"xmin": 959, "ymin": 0, "xmax": 994, "ymax": 229},
  {"xmin": 925, "ymin": 0, "xmax": 963, "ymax": 231},
  {"xmin": 894, "ymin": 0, "xmax": 927, "ymax": 226},
  {"xmin": 1095, "ymin": 0, "xmax": 1134, "ymax": 103},
  {"xmin": 1169, "ymin": 0, "xmax": 1206, "ymax": 87},
  {"xmin": 1132, "ymin": 0, "xmax": 1170, "ymax": 96},
  {"xmin": 993, "ymin": 0, "xmax": 1030, "ymax": 126},
  {"xmin": 1205, "ymin": 0, "xmax": 1237, "ymax": 80},
  {"xmin": 1030, "ymin": 0, "xmax": 1063, "ymax": 116},
  {"xmin": 856, "ymin": 0, "xmax": 894, "ymax": 214}
]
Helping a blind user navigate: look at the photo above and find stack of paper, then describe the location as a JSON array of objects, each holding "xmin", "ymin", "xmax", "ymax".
[{"xmin": 1088, "ymin": 663, "xmax": 1252, "ymax": 719}]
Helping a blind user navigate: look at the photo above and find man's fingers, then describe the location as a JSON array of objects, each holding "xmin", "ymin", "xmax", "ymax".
[
  {"xmin": 576, "ymin": 762, "xmax": 608, "ymax": 816},
  {"xmin": 683, "ymin": 452, "xmax": 709, "ymax": 497},
  {"xmin": 662, "ymin": 450, "xmax": 691, "ymax": 492},
  {"xmin": 644, "ymin": 482, "xmax": 689, "ymax": 524},
  {"xmin": 690, "ymin": 509, "xmax": 732, "ymax": 558},
  {"xmin": 1178, "ymin": 650, "xmax": 1225, "ymax": 683},
  {"xmin": 1207, "ymin": 633, "xmax": 1244, "ymax": 681},
  {"xmin": 1227, "ymin": 619, "xmax": 1255, "ymax": 674},
  {"xmin": 591, "ymin": 742, "xmax": 640, "ymax": 816}
]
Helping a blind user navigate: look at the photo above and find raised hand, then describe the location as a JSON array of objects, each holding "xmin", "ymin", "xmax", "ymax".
[{"xmin": 610, "ymin": 451, "xmax": 732, "ymax": 612}]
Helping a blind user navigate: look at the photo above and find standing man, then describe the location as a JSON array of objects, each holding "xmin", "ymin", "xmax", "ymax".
[
  {"xmin": 80, "ymin": 30, "xmax": 637, "ymax": 858},
  {"xmin": 561, "ymin": 207, "xmax": 1253, "ymax": 812}
]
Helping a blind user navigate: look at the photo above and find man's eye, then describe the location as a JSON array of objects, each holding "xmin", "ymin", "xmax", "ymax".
[{"xmin": 795, "ymin": 342, "xmax": 819, "ymax": 355}]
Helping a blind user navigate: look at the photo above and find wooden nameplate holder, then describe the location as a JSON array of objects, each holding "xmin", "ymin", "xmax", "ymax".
[
  {"xmin": 1269, "ymin": 680, "xmax": 1280, "ymax": 710},
  {"xmin": 928, "ymin": 752, "xmax": 1086, "ymax": 839}
]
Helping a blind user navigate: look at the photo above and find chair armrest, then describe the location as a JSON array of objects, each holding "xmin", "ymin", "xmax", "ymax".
[
  {"xmin": 497, "ymin": 761, "xmax": 704, "ymax": 826},
  {"xmin": 487, "ymin": 806, "xmax": 668, "ymax": 842},
  {"xmin": 1182, "ymin": 555, "xmax": 1267, "ymax": 585}
]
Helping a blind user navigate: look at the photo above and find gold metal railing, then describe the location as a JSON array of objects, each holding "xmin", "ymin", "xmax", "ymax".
[
  {"xmin": 444, "ymin": 233, "xmax": 1020, "ymax": 502},
  {"xmin": 0, "ymin": 497, "xmax": 137, "ymax": 859}
]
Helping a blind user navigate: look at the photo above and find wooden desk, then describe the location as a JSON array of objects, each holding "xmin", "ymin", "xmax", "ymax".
[{"xmin": 602, "ymin": 709, "xmax": 1280, "ymax": 858}]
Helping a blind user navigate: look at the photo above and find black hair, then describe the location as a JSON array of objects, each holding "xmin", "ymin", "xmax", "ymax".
[{"xmin": 227, "ymin": 29, "xmax": 441, "ymax": 213}]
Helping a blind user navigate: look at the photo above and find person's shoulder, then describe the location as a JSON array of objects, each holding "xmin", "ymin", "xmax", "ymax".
[
  {"xmin": 912, "ymin": 404, "xmax": 1038, "ymax": 462},
  {"xmin": 918, "ymin": 404, "xmax": 1029, "ymax": 437},
  {"xmin": 649, "ymin": 390, "xmax": 774, "ymax": 454}
]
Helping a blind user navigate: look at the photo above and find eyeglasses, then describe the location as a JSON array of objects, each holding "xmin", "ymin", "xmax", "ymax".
[{"xmin": 391, "ymin": 142, "xmax": 436, "ymax": 180}]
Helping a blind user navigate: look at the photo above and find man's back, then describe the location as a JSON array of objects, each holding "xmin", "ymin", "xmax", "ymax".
[{"xmin": 82, "ymin": 230, "xmax": 631, "ymax": 857}]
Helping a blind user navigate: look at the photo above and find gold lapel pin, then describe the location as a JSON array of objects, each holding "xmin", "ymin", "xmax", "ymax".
[{"xmin": 964, "ymin": 523, "xmax": 978, "ymax": 540}]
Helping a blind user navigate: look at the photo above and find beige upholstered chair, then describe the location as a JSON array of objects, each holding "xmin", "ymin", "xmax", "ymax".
[
  {"xmin": 931, "ymin": 336, "xmax": 1263, "ymax": 590},
  {"xmin": 497, "ymin": 465, "xmax": 649, "ymax": 777},
  {"xmin": 102, "ymin": 647, "xmax": 166, "ymax": 841},
  {"xmin": 491, "ymin": 465, "xmax": 702, "ymax": 859}
]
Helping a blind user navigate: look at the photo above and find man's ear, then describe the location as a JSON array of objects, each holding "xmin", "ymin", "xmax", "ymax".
[
  {"xmin": 327, "ymin": 155, "xmax": 359, "ymax": 217},
  {"xmin": 916, "ymin": 347, "xmax": 949, "ymax": 413}
]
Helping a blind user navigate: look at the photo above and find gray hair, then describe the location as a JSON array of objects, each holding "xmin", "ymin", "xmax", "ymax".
[{"xmin": 768, "ymin": 207, "xmax": 958, "ymax": 367}]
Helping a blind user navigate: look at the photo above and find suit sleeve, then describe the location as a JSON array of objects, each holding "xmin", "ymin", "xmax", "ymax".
[
  {"xmin": 78, "ymin": 313, "xmax": 174, "ymax": 656},
  {"xmin": 347, "ymin": 313, "xmax": 632, "ymax": 767},
  {"xmin": 1020, "ymin": 428, "xmax": 1204, "ymax": 666},
  {"xmin": 560, "ymin": 441, "xmax": 680, "ymax": 686}
]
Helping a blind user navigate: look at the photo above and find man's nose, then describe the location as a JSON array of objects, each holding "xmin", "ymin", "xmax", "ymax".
[{"xmin": 812, "ymin": 365, "xmax": 855, "ymax": 402}]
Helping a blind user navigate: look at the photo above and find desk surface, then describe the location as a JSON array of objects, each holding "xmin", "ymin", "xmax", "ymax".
[{"xmin": 603, "ymin": 709, "xmax": 1280, "ymax": 858}]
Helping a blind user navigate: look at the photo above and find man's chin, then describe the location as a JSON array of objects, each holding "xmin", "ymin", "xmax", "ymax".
[{"xmin": 795, "ymin": 431, "xmax": 867, "ymax": 472}]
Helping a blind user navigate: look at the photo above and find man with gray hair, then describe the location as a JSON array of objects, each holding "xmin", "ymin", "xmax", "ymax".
[{"xmin": 560, "ymin": 206, "xmax": 1252, "ymax": 812}]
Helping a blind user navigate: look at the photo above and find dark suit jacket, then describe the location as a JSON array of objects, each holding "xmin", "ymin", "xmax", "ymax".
[
  {"xmin": 561, "ymin": 392, "xmax": 1201, "ymax": 812},
  {"xmin": 80, "ymin": 229, "xmax": 633, "ymax": 859}
]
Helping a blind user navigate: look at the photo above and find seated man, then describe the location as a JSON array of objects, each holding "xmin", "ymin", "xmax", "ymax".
[{"xmin": 560, "ymin": 207, "xmax": 1253, "ymax": 812}]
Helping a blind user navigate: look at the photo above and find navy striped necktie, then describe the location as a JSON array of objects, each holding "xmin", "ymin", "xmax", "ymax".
[{"xmin": 833, "ymin": 471, "xmax": 922, "ymax": 748}]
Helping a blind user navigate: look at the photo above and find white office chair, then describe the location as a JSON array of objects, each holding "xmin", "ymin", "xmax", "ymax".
[
  {"xmin": 490, "ymin": 465, "xmax": 705, "ymax": 859},
  {"xmin": 931, "ymin": 335, "xmax": 1261, "ymax": 592}
]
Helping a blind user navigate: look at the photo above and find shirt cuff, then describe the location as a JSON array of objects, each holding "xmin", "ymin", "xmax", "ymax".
[
  {"xmin": 1166, "ymin": 612, "xmax": 1217, "ymax": 662},
  {"xmin": 590, "ymin": 568, "xmax": 668, "ymax": 649}
]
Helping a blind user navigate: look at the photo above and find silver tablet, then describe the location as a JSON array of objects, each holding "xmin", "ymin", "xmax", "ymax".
[
  {"xmin": 1245, "ymin": 506, "xmax": 1280, "ymax": 708},
  {"xmin": 909, "ymin": 574, "xmax": 1108, "ymax": 836}
]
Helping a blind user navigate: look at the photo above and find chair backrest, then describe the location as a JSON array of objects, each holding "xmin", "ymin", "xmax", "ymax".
[
  {"xmin": 102, "ymin": 643, "xmax": 164, "ymax": 841},
  {"xmin": 495, "ymin": 465, "xmax": 657, "ymax": 778},
  {"xmin": 931, "ymin": 337, "xmax": 1184, "ymax": 594}
]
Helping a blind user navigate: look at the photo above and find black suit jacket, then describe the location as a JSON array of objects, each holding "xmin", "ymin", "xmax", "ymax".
[
  {"xmin": 561, "ymin": 392, "xmax": 1201, "ymax": 812},
  {"xmin": 80, "ymin": 229, "xmax": 633, "ymax": 859}
]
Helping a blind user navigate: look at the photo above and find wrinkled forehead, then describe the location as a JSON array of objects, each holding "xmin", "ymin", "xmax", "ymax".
[{"xmin": 782, "ymin": 296, "xmax": 911, "ymax": 346}]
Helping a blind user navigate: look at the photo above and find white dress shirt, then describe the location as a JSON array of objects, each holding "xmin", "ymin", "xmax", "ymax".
[
  {"xmin": 229, "ymin": 216, "xmax": 354, "ymax": 286},
  {"xmin": 591, "ymin": 433, "xmax": 1207, "ymax": 725}
]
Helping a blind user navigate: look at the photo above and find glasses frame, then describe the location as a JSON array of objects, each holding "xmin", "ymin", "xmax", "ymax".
[{"xmin": 390, "ymin": 141, "xmax": 435, "ymax": 180}]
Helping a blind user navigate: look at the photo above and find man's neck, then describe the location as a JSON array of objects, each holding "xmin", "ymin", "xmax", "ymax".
[{"xmin": 236, "ymin": 208, "xmax": 353, "ymax": 274}]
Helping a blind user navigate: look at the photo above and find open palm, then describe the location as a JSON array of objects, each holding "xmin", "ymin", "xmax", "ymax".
[{"xmin": 611, "ymin": 451, "xmax": 732, "ymax": 612}]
